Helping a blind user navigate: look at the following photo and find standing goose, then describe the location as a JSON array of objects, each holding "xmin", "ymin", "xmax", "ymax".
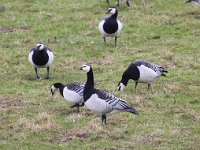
[
  {"xmin": 98, "ymin": 7, "xmax": 122, "ymax": 47},
  {"xmin": 185, "ymin": 0, "xmax": 200, "ymax": 7},
  {"xmin": 117, "ymin": 60, "xmax": 168, "ymax": 94},
  {"xmin": 106, "ymin": 0, "xmax": 130, "ymax": 7},
  {"xmin": 80, "ymin": 64, "xmax": 138, "ymax": 124},
  {"xmin": 51, "ymin": 82, "xmax": 85, "ymax": 112},
  {"xmin": 28, "ymin": 43, "xmax": 54, "ymax": 79}
]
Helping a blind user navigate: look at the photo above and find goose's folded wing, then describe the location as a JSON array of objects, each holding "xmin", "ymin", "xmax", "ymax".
[
  {"xmin": 94, "ymin": 88, "xmax": 136, "ymax": 113},
  {"xmin": 133, "ymin": 60, "xmax": 159, "ymax": 72},
  {"xmin": 66, "ymin": 82, "xmax": 85, "ymax": 96}
]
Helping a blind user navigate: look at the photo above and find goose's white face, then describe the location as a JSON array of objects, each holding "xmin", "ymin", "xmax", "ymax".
[
  {"xmin": 80, "ymin": 64, "xmax": 91, "ymax": 73},
  {"xmin": 117, "ymin": 82, "xmax": 125, "ymax": 91},
  {"xmin": 51, "ymin": 85, "xmax": 57, "ymax": 95},
  {"xmin": 36, "ymin": 43, "xmax": 44, "ymax": 50},
  {"xmin": 108, "ymin": 8, "xmax": 116, "ymax": 15}
]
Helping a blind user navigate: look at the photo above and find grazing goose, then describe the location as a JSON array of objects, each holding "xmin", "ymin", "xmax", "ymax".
[
  {"xmin": 185, "ymin": 0, "xmax": 200, "ymax": 7},
  {"xmin": 28, "ymin": 43, "xmax": 54, "ymax": 79},
  {"xmin": 106, "ymin": 0, "xmax": 130, "ymax": 7},
  {"xmin": 51, "ymin": 82, "xmax": 85, "ymax": 112},
  {"xmin": 98, "ymin": 7, "xmax": 122, "ymax": 47},
  {"xmin": 80, "ymin": 64, "xmax": 138, "ymax": 124},
  {"xmin": 117, "ymin": 60, "xmax": 168, "ymax": 94}
]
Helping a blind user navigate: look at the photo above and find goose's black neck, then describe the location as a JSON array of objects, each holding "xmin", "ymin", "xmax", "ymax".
[
  {"xmin": 54, "ymin": 83, "xmax": 65, "ymax": 97},
  {"xmin": 86, "ymin": 68, "xmax": 94, "ymax": 87},
  {"xmin": 83, "ymin": 68, "xmax": 95, "ymax": 102},
  {"xmin": 121, "ymin": 71, "xmax": 130, "ymax": 86},
  {"xmin": 124, "ymin": 64, "xmax": 140, "ymax": 82},
  {"xmin": 111, "ymin": 10, "xmax": 118, "ymax": 19}
]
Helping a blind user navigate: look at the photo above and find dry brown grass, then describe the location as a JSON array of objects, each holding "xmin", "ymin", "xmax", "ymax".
[
  {"xmin": 53, "ymin": 129, "xmax": 90, "ymax": 143},
  {"xmin": 0, "ymin": 96, "xmax": 23, "ymax": 112},
  {"xmin": 14, "ymin": 112, "xmax": 57, "ymax": 131}
]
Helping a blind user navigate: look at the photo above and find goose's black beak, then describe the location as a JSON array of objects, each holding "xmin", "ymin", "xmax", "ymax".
[{"xmin": 79, "ymin": 67, "xmax": 83, "ymax": 70}]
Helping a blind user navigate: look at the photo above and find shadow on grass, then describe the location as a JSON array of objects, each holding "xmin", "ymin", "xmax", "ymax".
[
  {"xmin": 24, "ymin": 75, "xmax": 53, "ymax": 81},
  {"xmin": 52, "ymin": 108, "xmax": 81, "ymax": 116}
]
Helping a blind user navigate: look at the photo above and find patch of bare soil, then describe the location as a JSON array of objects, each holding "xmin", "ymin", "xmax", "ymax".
[
  {"xmin": 53, "ymin": 129, "xmax": 90, "ymax": 143},
  {"xmin": 0, "ymin": 27, "xmax": 30, "ymax": 33},
  {"xmin": 0, "ymin": 96, "xmax": 23, "ymax": 112}
]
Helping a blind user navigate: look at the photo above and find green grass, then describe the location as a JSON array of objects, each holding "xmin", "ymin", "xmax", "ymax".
[{"xmin": 0, "ymin": 0, "xmax": 200, "ymax": 149}]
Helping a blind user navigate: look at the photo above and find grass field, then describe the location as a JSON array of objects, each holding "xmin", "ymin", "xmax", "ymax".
[{"xmin": 0, "ymin": 0, "xmax": 200, "ymax": 149}]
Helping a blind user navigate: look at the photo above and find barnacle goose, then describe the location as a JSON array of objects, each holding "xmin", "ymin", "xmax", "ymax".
[
  {"xmin": 28, "ymin": 43, "xmax": 54, "ymax": 79},
  {"xmin": 98, "ymin": 7, "xmax": 122, "ymax": 47},
  {"xmin": 106, "ymin": 0, "xmax": 130, "ymax": 6},
  {"xmin": 51, "ymin": 82, "xmax": 85, "ymax": 112},
  {"xmin": 185, "ymin": 0, "xmax": 200, "ymax": 7},
  {"xmin": 117, "ymin": 60, "xmax": 168, "ymax": 94},
  {"xmin": 80, "ymin": 64, "xmax": 138, "ymax": 124}
]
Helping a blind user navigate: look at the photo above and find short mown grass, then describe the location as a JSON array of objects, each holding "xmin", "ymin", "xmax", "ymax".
[{"xmin": 0, "ymin": 0, "xmax": 200, "ymax": 149}]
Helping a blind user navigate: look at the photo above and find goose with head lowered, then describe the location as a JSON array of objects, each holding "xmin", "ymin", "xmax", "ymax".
[
  {"xmin": 98, "ymin": 7, "xmax": 122, "ymax": 47},
  {"xmin": 51, "ymin": 82, "xmax": 85, "ymax": 112},
  {"xmin": 80, "ymin": 64, "xmax": 138, "ymax": 125},
  {"xmin": 28, "ymin": 43, "xmax": 54, "ymax": 79},
  {"xmin": 117, "ymin": 60, "xmax": 168, "ymax": 94},
  {"xmin": 106, "ymin": 0, "xmax": 130, "ymax": 7}
]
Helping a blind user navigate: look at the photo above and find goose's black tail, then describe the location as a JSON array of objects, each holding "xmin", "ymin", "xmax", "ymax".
[{"xmin": 126, "ymin": 107, "xmax": 139, "ymax": 115}]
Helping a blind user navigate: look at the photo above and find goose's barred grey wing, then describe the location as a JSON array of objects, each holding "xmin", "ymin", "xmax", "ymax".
[
  {"xmin": 67, "ymin": 82, "xmax": 85, "ymax": 96},
  {"xmin": 94, "ymin": 89, "xmax": 138, "ymax": 114},
  {"xmin": 133, "ymin": 60, "xmax": 168, "ymax": 76},
  {"xmin": 133, "ymin": 60, "xmax": 160, "ymax": 72}
]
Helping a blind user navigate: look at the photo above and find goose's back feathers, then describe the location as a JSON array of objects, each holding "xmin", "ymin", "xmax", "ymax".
[
  {"xmin": 66, "ymin": 82, "xmax": 85, "ymax": 95},
  {"xmin": 132, "ymin": 60, "xmax": 167, "ymax": 77}
]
